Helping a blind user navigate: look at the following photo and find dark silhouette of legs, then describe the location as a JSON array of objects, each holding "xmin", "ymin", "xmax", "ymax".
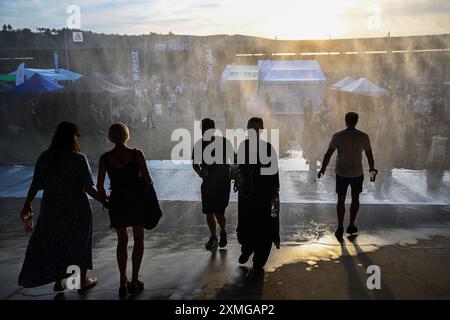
[
  {"xmin": 253, "ymin": 238, "xmax": 272, "ymax": 269},
  {"xmin": 337, "ymin": 194, "xmax": 346, "ymax": 228},
  {"xmin": 215, "ymin": 213, "xmax": 226, "ymax": 233},
  {"xmin": 215, "ymin": 213, "xmax": 227, "ymax": 247},
  {"xmin": 206, "ymin": 213, "xmax": 217, "ymax": 236},
  {"xmin": 239, "ymin": 243, "xmax": 254, "ymax": 264},
  {"xmin": 131, "ymin": 226, "xmax": 144, "ymax": 282},
  {"xmin": 205, "ymin": 213, "xmax": 219, "ymax": 250},
  {"xmin": 116, "ymin": 227, "xmax": 129, "ymax": 284},
  {"xmin": 335, "ymin": 194, "xmax": 346, "ymax": 241},
  {"xmin": 349, "ymin": 192, "xmax": 360, "ymax": 227}
]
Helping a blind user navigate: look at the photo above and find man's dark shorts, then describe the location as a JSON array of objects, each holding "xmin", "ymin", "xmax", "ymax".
[{"xmin": 336, "ymin": 175, "xmax": 364, "ymax": 195}]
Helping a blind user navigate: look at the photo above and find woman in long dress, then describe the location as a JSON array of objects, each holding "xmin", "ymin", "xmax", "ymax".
[{"xmin": 18, "ymin": 122, "xmax": 107, "ymax": 291}]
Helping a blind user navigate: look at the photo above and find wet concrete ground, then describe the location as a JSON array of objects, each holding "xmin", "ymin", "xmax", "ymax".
[
  {"xmin": 1, "ymin": 198, "xmax": 449, "ymax": 300},
  {"xmin": 1, "ymin": 159, "xmax": 450, "ymax": 299},
  {"xmin": 1, "ymin": 161, "xmax": 449, "ymax": 205}
]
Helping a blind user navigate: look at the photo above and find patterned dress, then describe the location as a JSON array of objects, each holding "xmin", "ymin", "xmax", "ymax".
[{"xmin": 18, "ymin": 151, "xmax": 94, "ymax": 288}]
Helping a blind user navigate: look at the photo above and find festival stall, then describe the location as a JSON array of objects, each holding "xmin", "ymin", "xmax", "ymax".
[
  {"xmin": 257, "ymin": 59, "xmax": 326, "ymax": 115},
  {"xmin": 4, "ymin": 73, "xmax": 63, "ymax": 93},
  {"xmin": 326, "ymin": 77, "xmax": 388, "ymax": 114},
  {"xmin": 8, "ymin": 68, "xmax": 81, "ymax": 83},
  {"xmin": 330, "ymin": 76, "xmax": 355, "ymax": 89},
  {"xmin": 220, "ymin": 64, "xmax": 258, "ymax": 113},
  {"xmin": 0, "ymin": 74, "xmax": 64, "ymax": 134},
  {"xmin": 53, "ymin": 72, "xmax": 133, "ymax": 132}
]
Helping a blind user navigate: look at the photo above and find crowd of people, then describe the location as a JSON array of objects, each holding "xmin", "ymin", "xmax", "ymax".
[
  {"xmin": 18, "ymin": 108, "xmax": 380, "ymax": 297},
  {"xmin": 301, "ymin": 84, "xmax": 449, "ymax": 170},
  {"xmin": 1, "ymin": 74, "xmax": 449, "ymax": 171},
  {"xmin": 0, "ymin": 75, "xmax": 219, "ymax": 137}
]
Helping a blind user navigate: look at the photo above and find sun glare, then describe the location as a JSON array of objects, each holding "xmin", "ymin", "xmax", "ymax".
[{"xmin": 258, "ymin": 0, "xmax": 355, "ymax": 40}]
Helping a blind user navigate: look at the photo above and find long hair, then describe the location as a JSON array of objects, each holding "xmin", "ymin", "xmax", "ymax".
[{"xmin": 47, "ymin": 122, "xmax": 80, "ymax": 169}]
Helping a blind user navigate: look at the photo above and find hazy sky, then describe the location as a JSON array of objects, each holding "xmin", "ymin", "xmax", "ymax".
[{"xmin": 1, "ymin": 0, "xmax": 449, "ymax": 39}]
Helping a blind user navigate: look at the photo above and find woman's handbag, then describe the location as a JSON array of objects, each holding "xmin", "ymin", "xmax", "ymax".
[{"xmin": 140, "ymin": 180, "xmax": 162, "ymax": 231}]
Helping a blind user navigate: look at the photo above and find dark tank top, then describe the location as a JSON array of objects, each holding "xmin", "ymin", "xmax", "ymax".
[{"xmin": 104, "ymin": 149, "xmax": 141, "ymax": 192}]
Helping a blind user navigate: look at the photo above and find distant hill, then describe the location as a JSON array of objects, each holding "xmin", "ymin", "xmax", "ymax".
[
  {"xmin": 1, "ymin": 28, "xmax": 449, "ymax": 83},
  {"xmin": 0, "ymin": 27, "xmax": 449, "ymax": 52}
]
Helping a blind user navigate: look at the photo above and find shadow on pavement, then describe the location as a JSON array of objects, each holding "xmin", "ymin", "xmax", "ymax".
[
  {"xmin": 348, "ymin": 235, "xmax": 395, "ymax": 299},
  {"xmin": 216, "ymin": 266, "xmax": 264, "ymax": 300}
]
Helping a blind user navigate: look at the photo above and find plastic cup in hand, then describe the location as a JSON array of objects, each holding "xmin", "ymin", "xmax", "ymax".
[{"xmin": 370, "ymin": 170, "xmax": 378, "ymax": 182}]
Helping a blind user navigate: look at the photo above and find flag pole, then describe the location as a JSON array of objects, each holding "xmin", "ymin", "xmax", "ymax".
[{"xmin": 64, "ymin": 29, "xmax": 70, "ymax": 70}]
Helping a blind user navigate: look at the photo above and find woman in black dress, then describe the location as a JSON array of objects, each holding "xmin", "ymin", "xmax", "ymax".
[
  {"xmin": 235, "ymin": 117, "xmax": 280, "ymax": 271},
  {"xmin": 18, "ymin": 122, "xmax": 107, "ymax": 292},
  {"xmin": 97, "ymin": 123, "xmax": 154, "ymax": 297}
]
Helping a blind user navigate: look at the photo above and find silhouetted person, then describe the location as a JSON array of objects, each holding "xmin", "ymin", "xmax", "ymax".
[
  {"xmin": 194, "ymin": 103, "xmax": 202, "ymax": 120},
  {"xmin": 192, "ymin": 118, "xmax": 235, "ymax": 251},
  {"xmin": 304, "ymin": 99, "xmax": 314, "ymax": 126},
  {"xmin": 90, "ymin": 103, "xmax": 104, "ymax": 133},
  {"xmin": 319, "ymin": 98, "xmax": 329, "ymax": 114},
  {"xmin": 235, "ymin": 117, "xmax": 280, "ymax": 271},
  {"xmin": 319, "ymin": 98, "xmax": 330, "ymax": 130},
  {"xmin": 146, "ymin": 100, "xmax": 155, "ymax": 129},
  {"xmin": 97, "ymin": 123, "xmax": 154, "ymax": 297},
  {"xmin": 318, "ymin": 112, "xmax": 377, "ymax": 241},
  {"xmin": 302, "ymin": 99, "xmax": 314, "ymax": 146},
  {"xmin": 224, "ymin": 110, "xmax": 235, "ymax": 129},
  {"xmin": 18, "ymin": 122, "xmax": 107, "ymax": 292}
]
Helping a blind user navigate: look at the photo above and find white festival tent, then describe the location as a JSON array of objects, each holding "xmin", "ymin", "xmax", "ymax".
[
  {"xmin": 257, "ymin": 60, "xmax": 326, "ymax": 115},
  {"xmin": 8, "ymin": 68, "xmax": 81, "ymax": 83},
  {"xmin": 340, "ymin": 77, "xmax": 388, "ymax": 97},
  {"xmin": 220, "ymin": 64, "xmax": 258, "ymax": 88},
  {"xmin": 330, "ymin": 76, "xmax": 355, "ymax": 89}
]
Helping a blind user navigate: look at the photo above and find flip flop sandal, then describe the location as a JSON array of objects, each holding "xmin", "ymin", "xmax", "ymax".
[
  {"xmin": 78, "ymin": 276, "xmax": 98, "ymax": 293},
  {"xmin": 129, "ymin": 280, "xmax": 144, "ymax": 295},
  {"xmin": 335, "ymin": 227, "xmax": 344, "ymax": 242},
  {"xmin": 53, "ymin": 281, "xmax": 66, "ymax": 292},
  {"xmin": 346, "ymin": 225, "xmax": 358, "ymax": 234},
  {"xmin": 119, "ymin": 281, "xmax": 130, "ymax": 298}
]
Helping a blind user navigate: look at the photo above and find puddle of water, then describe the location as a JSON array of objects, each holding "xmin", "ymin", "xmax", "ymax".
[{"xmin": 264, "ymin": 227, "xmax": 450, "ymax": 272}]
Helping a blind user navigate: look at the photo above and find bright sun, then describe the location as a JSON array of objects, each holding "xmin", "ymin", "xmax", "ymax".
[{"xmin": 259, "ymin": 0, "xmax": 356, "ymax": 40}]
